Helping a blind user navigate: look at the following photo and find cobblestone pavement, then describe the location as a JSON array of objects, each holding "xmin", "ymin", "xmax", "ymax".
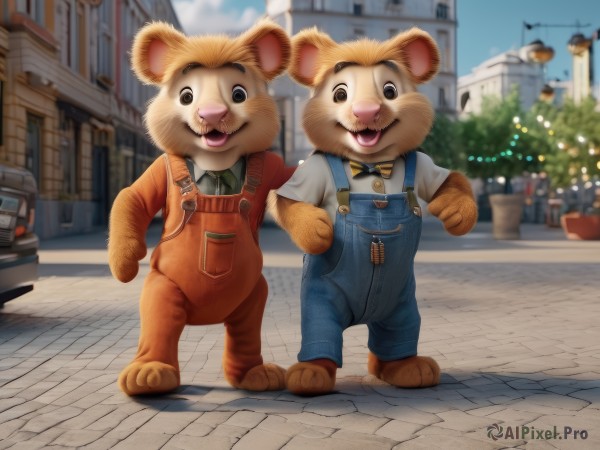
[{"xmin": 1, "ymin": 220, "xmax": 599, "ymax": 449}]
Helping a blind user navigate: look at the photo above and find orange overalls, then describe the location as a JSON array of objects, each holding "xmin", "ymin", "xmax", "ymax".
[{"xmin": 125, "ymin": 151, "xmax": 292, "ymax": 386}]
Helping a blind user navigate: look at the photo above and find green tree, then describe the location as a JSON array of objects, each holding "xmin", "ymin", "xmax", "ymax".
[
  {"xmin": 540, "ymin": 97, "xmax": 600, "ymax": 188},
  {"xmin": 422, "ymin": 113, "xmax": 465, "ymax": 171},
  {"xmin": 459, "ymin": 88, "xmax": 543, "ymax": 193}
]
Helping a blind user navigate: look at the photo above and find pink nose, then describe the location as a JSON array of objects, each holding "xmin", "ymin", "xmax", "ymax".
[
  {"xmin": 198, "ymin": 104, "xmax": 228, "ymax": 125},
  {"xmin": 352, "ymin": 101, "xmax": 380, "ymax": 123}
]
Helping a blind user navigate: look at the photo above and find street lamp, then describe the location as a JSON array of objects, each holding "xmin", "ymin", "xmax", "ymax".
[
  {"xmin": 520, "ymin": 21, "xmax": 600, "ymax": 104},
  {"xmin": 568, "ymin": 32, "xmax": 593, "ymax": 56}
]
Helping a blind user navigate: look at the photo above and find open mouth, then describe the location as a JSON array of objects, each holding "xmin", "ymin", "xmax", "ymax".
[
  {"xmin": 186, "ymin": 123, "xmax": 246, "ymax": 148},
  {"xmin": 203, "ymin": 129, "xmax": 228, "ymax": 147},
  {"xmin": 343, "ymin": 120, "xmax": 398, "ymax": 148}
]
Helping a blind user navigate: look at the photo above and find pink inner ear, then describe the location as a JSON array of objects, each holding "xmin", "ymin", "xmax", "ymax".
[
  {"xmin": 405, "ymin": 38, "xmax": 432, "ymax": 77},
  {"xmin": 298, "ymin": 44, "xmax": 318, "ymax": 82},
  {"xmin": 255, "ymin": 32, "xmax": 282, "ymax": 73},
  {"xmin": 148, "ymin": 39, "xmax": 169, "ymax": 77}
]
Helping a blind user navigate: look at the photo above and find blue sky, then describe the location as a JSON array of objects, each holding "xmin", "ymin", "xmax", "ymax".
[{"xmin": 172, "ymin": 0, "xmax": 600, "ymax": 82}]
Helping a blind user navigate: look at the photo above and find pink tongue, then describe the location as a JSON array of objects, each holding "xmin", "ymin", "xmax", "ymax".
[
  {"xmin": 355, "ymin": 130, "xmax": 381, "ymax": 147},
  {"xmin": 204, "ymin": 131, "xmax": 228, "ymax": 147}
]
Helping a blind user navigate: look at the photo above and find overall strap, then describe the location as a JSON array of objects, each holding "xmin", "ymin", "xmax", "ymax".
[
  {"xmin": 402, "ymin": 150, "xmax": 421, "ymax": 217},
  {"xmin": 242, "ymin": 152, "xmax": 265, "ymax": 195},
  {"xmin": 402, "ymin": 150, "xmax": 417, "ymax": 191},
  {"xmin": 160, "ymin": 154, "xmax": 198, "ymax": 243},
  {"xmin": 324, "ymin": 154, "xmax": 350, "ymax": 214}
]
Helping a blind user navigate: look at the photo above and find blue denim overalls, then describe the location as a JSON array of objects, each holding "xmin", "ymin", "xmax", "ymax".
[{"xmin": 298, "ymin": 151, "xmax": 423, "ymax": 367}]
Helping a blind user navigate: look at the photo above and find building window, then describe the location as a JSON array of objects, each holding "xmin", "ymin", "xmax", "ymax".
[
  {"xmin": 59, "ymin": 0, "xmax": 82, "ymax": 72},
  {"xmin": 96, "ymin": 1, "xmax": 114, "ymax": 86},
  {"xmin": 436, "ymin": 2, "xmax": 449, "ymax": 20},
  {"xmin": 16, "ymin": 0, "xmax": 45, "ymax": 25},
  {"xmin": 438, "ymin": 87, "xmax": 447, "ymax": 108},
  {"xmin": 353, "ymin": 2, "xmax": 363, "ymax": 15},
  {"xmin": 61, "ymin": 116, "xmax": 82, "ymax": 195},
  {"xmin": 26, "ymin": 113, "xmax": 43, "ymax": 185},
  {"xmin": 60, "ymin": 1, "xmax": 72, "ymax": 67},
  {"xmin": 77, "ymin": 1, "xmax": 85, "ymax": 75},
  {"xmin": 436, "ymin": 30, "xmax": 450, "ymax": 71},
  {"xmin": 0, "ymin": 81, "xmax": 3, "ymax": 146}
]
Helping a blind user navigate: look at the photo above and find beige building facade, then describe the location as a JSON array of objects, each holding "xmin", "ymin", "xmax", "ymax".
[{"xmin": 1, "ymin": 0, "xmax": 180, "ymax": 239}]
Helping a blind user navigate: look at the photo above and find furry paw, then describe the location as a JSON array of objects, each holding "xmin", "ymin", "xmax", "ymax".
[
  {"xmin": 292, "ymin": 207, "xmax": 334, "ymax": 254},
  {"xmin": 428, "ymin": 195, "xmax": 477, "ymax": 236},
  {"xmin": 368, "ymin": 354, "xmax": 440, "ymax": 388},
  {"xmin": 233, "ymin": 363, "xmax": 286, "ymax": 391},
  {"xmin": 109, "ymin": 237, "xmax": 147, "ymax": 283},
  {"xmin": 286, "ymin": 360, "xmax": 337, "ymax": 396},
  {"xmin": 118, "ymin": 361, "xmax": 179, "ymax": 395},
  {"xmin": 275, "ymin": 197, "xmax": 333, "ymax": 254}
]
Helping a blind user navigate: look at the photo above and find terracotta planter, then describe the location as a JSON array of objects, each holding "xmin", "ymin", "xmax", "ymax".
[
  {"xmin": 489, "ymin": 194, "xmax": 524, "ymax": 240},
  {"xmin": 560, "ymin": 213, "xmax": 600, "ymax": 240}
]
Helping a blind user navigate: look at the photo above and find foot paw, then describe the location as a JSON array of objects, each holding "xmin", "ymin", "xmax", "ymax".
[
  {"xmin": 118, "ymin": 361, "xmax": 179, "ymax": 396},
  {"xmin": 286, "ymin": 361, "xmax": 336, "ymax": 396},
  {"xmin": 368, "ymin": 354, "xmax": 440, "ymax": 388},
  {"xmin": 235, "ymin": 363, "xmax": 286, "ymax": 391}
]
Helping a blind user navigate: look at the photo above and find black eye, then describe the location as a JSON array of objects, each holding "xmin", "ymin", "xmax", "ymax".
[
  {"xmin": 333, "ymin": 87, "xmax": 347, "ymax": 103},
  {"xmin": 232, "ymin": 85, "xmax": 247, "ymax": 103},
  {"xmin": 383, "ymin": 82, "xmax": 398, "ymax": 100},
  {"xmin": 179, "ymin": 88, "xmax": 193, "ymax": 105}
]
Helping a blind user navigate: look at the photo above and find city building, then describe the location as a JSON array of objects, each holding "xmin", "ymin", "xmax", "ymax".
[
  {"xmin": 457, "ymin": 50, "xmax": 545, "ymax": 116},
  {"xmin": 0, "ymin": 0, "xmax": 180, "ymax": 239},
  {"xmin": 266, "ymin": 0, "xmax": 457, "ymax": 165}
]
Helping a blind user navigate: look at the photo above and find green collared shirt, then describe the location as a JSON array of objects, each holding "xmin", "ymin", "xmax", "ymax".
[{"xmin": 185, "ymin": 157, "xmax": 246, "ymax": 195}]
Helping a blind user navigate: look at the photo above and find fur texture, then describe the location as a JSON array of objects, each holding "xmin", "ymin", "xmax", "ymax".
[
  {"xmin": 132, "ymin": 19, "xmax": 289, "ymax": 169},
  {"xmin": 109, "ymin": 20, "xmax": 293, "ymax": 396},
  {"xmin": 274, "ymin": 27, "xmax": 477, "ymax": 395}
]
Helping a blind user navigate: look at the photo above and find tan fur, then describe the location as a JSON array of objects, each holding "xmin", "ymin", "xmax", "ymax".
[
  {"xmin": 275, "ymin": 28, "xmax": 476, "ymax": 395},
  {"xmin": 109, "ymin": 20, "xmax": 293, "ymax": 396},
  {"xmin": 367, "ymin": 353, "xmax": 441, "ymax": 388},
  {"xmin": 289, "ymin": 27, "xmax": 439, "ymax": 87},
  {"xmin": 428, "ymin": 172, "xmax": 478, "ymax": 236},
  {"xmin": 130, "ymin": 19, "xmax": 290, "ymax": 170},
  {"xmin": 133, "ymin": 19, "xmax": 290, "ymax": 85}
]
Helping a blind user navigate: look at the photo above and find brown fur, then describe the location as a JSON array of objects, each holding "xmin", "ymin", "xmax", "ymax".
[
  {"xmin": 275, "ymin": 27, "xmax": 477, "ymax": 395},
  {"xmin": 133, "ymin": 19, "xmax": 290, "ymax": 84},
  {"xmin": 428, "ymin": 172, "xmax": 478, "ymax": 235},
  {"xmin": 289, "ymin": 27, "xmax": 439, "ymax": 87},
  {"xmin": 131, "ymin": 19, "xmax": 289, "ymax": 169},
  {"xmin": 109, "ymin": 20, "xmax": 293, "ymax": 396}
]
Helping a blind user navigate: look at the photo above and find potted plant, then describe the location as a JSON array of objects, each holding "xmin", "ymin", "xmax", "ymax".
[{"xmin": 459, "ymin": 89, "xmax": 543, "ymax": 239}]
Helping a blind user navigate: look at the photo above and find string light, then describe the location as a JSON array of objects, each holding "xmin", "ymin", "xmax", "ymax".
[{"xmin": 467, "ymin": 113, "xmax": 599, "ymax": 177}]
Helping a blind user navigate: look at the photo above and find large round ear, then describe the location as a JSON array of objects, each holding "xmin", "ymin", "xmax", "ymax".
[
  {"xmin": 238, "ymin": 19, "xmax": 291, "ymax": 81},
  {"xmin": 389, "ymin": 28, "xmax": 440, "ymax": 84},
  {"xmin": 131, "ymin": 22, "xmax": 186, "ymax": 85},
  {"xmin": 289, "ymin": 27, "xmax": 336, "ymax": 87}
]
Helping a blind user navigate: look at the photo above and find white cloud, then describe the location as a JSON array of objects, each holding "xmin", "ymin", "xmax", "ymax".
[{"xmin": 173, "ymin": 0, "xmax": 263, "ymax": 36}]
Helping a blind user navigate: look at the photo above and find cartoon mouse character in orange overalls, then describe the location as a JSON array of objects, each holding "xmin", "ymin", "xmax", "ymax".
[{"xmin": 108, "ymin": 20, "xmax": 294, "ymax": 396}]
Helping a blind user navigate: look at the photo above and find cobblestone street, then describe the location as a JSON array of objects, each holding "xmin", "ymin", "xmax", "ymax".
[{"xmin": 1, "ymin": 220, "xmax": 599, "ymax": 449}]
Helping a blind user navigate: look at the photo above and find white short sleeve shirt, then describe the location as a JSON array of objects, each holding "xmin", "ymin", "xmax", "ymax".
[{"xmin": 277, "ymin": 152, "xmax": 450, "ymax": 223}]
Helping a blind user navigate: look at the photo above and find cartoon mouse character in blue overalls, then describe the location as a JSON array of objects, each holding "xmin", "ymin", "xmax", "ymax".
[{"xmin": 273, "ymin": 27, "xmax": 478, "ymax": 395}]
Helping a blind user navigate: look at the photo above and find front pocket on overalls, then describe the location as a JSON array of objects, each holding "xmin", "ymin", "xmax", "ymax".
[{"xmin": 201, "ymin": 231, "xmax": 236, "ymax": 279}]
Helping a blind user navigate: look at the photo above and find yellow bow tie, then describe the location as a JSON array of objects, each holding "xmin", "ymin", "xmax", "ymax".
[{"xmin": 349, "ymin": 160, "xmax": 394, "ymax": 179}]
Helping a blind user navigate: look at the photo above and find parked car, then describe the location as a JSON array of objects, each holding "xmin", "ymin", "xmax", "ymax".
[{"xmin": 0, "ymin": 164, "xmax": 38, "ymax": 306}]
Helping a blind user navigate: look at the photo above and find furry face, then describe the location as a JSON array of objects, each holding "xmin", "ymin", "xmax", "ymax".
[
  {"xmin": 146, "ymin": 64, "xmax": 279, "ymax": 169},
  {"xmin": 131, "ymin": 20, "xmax": 290, "ymax": 170},
  {"xmin": 290, "ymin": 28, "xmax": 439, "ymax": 163}
]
